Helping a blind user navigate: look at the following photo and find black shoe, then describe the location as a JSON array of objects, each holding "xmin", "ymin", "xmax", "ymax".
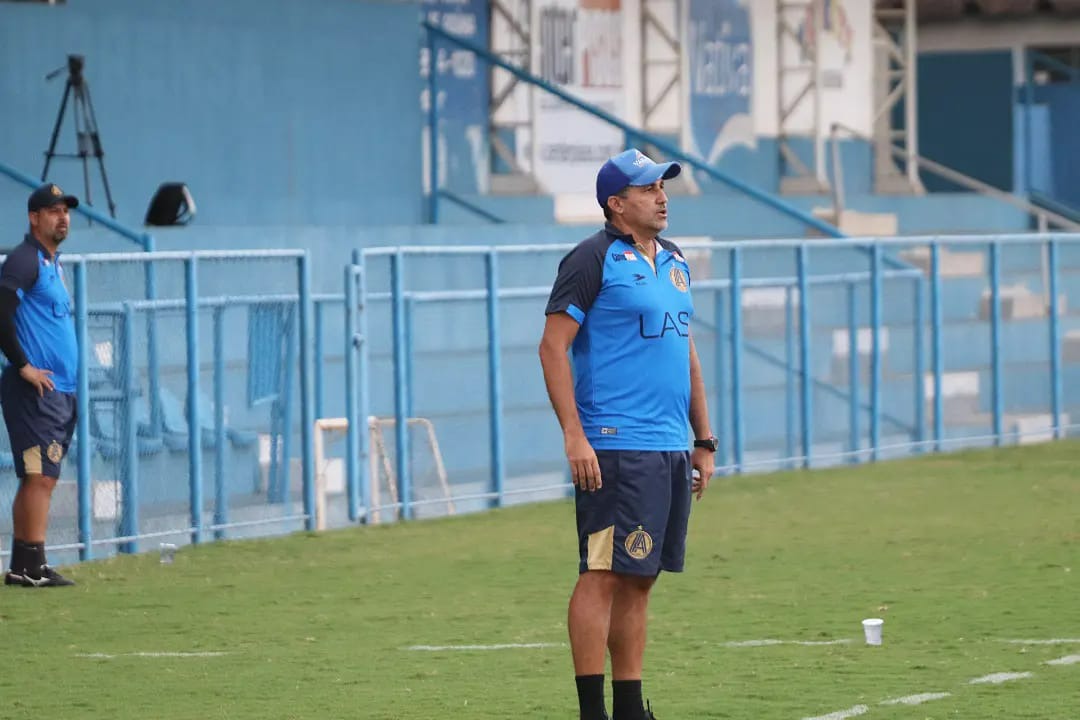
[
  {"xmin": 9, "ymin": 565, "xmax": 75, "ymax": 587},
  {"xmin": 611, "ymin": 704, "xmax": 653, "ymax": 720}
]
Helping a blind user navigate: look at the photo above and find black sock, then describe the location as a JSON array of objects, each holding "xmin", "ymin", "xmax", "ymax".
[
  {"xmin": 575, "ymin": 674, "xmax": 606, "ymax": 720},
  {"xmin": 612, "ymin": 679, "xmax": 644, "ymax": 720},
  {"xmin": 11, "ymin": 539, "xmax": 41, "ymax": 574}
]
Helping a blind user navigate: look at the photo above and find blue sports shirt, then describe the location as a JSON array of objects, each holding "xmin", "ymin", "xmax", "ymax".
[
  {"xmin": 545, "ymin": 223, "xmax": 694, "ymax": 451},
  {"xmin": 0, "ymin": 235, "xmax": 79, "ymax": 393}
]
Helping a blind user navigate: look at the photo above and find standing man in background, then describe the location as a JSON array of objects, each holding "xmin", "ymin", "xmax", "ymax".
[
  {"xmin": 0, "ymin": 183, "xmax": 80, "ymax": 587},
  {"xmin": 539, "ymin": 149, "xmax": 718, "ymax": 720}
]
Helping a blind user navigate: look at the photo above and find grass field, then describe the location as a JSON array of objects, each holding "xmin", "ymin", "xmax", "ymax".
[{"xmin": 2, "ymin": 442, "xmax": 1078, "ymax": 719}]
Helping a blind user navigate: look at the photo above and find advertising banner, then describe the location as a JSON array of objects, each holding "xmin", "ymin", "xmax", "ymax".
[
  {"xmin": 685, "ymin": 0, "xmax": 754, "ymax": 163},
  {"xmin": 532, "ymin": 0, "xmax": 625, "ymax": 193},
  {"xmin": 421, "ymin": 0, "xmax": 490, "ymax": 193}
]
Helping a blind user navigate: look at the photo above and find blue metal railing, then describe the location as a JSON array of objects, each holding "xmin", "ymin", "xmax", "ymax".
[
  {"xmin": 342, "ymin": 234, "xmax": 1080, "ymax": 522},
  {"xmin": 3, "ymin": 233, "xmax": 1076, "ymax": 560},
  {"xmin": 0, "ymin": 158, "xmax": 165, "ymax": 444},
  {"xmin": 32, "ymin": 249, "xmax": 317, "ymax": 562},
  {"xmin": 347, "ymin": 236, "xmax": 1045, "ymax": 524},
  {"xmin": 438, "ymin": 189, "xmax": 506, "ymax": 224}
]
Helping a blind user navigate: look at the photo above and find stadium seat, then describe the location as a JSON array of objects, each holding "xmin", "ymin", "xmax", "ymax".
[
  {"xmin": 154, "ymin": 387, "xmax": 258, "ymax": 453},
  {"xmin": 89, "ymin": 393, "xmax": 165, "ymax": 459}
]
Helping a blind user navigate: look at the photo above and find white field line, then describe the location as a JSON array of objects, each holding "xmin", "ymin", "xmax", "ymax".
[
  {"xmin": 76, "ymin": 651, "xmax": 229, "ymax": 659},
  {"xmin": 999, "ymin": 638, "xmax": 1080, "ymax": 645},
  {"xmin": 405, "ymin": 642, "xmax": 565, "ymax": 651},
  {"xmin": 801, "ymin": 705, "xmax": 869, "ymax": 720},
  {"xmin": 797, "ymin": 643, "xmax": 1080, "ymax": 718},
  {"xmin": 1045, "ymin": 654, "xmax": 1080, "ymax": 666},
  {"xmin": 968, "ymin": 672, "xmax": 1034, "ymax": 685},
  {"xmin": 880, "ymin": 692, "xmax": 951, "ymax": 706},
  {"xmin": 723, "ymin": 638, "xmax": 852, "ymax": 647}
]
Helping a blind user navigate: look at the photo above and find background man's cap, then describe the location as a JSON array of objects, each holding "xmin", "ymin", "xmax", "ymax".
[
  {"xmin": 28, "ymin": 183, "xmax": 79, "ymax": 212},
  {"xmin": 596, "ymin": 148, "xmax": 681, "ymax": 208}
]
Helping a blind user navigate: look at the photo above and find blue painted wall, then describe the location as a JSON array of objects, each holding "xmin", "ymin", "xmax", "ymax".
[
  {"xmin": 917, "ymin": 51, "xmax": 1015, "ymax": 194},
  {"xmin": 0, "ymin": 0, "xmax": 424, "ymax": 228},
  {"xmin": 1034, "ymin": 83, "xmax": 1080, "ymax": 209}
]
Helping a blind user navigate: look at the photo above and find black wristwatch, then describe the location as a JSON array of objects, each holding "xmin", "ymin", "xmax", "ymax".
[{"xmin": 693, "ymin": 436, "xmax": 719, "ymax": 452}]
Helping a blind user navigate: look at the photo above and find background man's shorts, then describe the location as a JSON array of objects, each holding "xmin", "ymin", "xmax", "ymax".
[
  {"xmin": 0, "ymin": 367, "xmax": 77, "ymax": 479},
  {"xmin": 575, "ymin": 449, "xmax": 692, "ymax": 576}
]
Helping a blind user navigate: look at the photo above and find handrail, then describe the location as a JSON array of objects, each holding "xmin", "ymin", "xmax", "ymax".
[
  {"xmin": 829, "ymin": 122, "xmax": 1080, "ymax": 233},
  {"xmin": 438, "ymin": 189, "xmax": 505, "ymax": 224},
  {"xmin": 1030, "ymin": 190, "xmax": 1080, "ymax": 226},
  {"xmin": 422, "ymin": 20, "xmax": 844, "ymax": 239},
  {"xmin": 1029, "ymin": 50, "xmax": 1080, "ymax": 83},
  {"xmin": 0, "ymin": 158, "xmax": 152, "ymax": 250}
]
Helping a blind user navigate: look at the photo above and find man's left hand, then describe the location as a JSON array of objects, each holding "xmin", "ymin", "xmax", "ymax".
[{"xmin": 690, "ymin": 447, "xmax": 714, "ymax": 500}]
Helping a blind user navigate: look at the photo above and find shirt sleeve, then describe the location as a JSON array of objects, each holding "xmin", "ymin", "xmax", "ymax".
[
  {"xmin": 0, "ymin": 246, "xmax": 36, "ymax": 369},
  {"xmin": 0, "ymin": 245, "xmax": 39, "ymax": 297},
  {"xmin": 544, "ymin": 240, "xmax": 605, "ymax": 324}
]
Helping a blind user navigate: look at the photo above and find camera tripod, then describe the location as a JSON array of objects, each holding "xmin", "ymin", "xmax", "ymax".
[{"xmin": 41, "ymin": 54, "xmax": 117, "ymax": 219}]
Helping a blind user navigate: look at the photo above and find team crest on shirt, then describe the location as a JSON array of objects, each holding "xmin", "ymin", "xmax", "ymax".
[
  {"xmin": 47, "ymin": 441, "xmax": 63, "ymax": 463},
  {"xmin": 669, "ymin": 267, "xmax": 688, "ymax": 292},
  {"xmin": 625, "ymin": 526, "xmax": 654, "ymax": 559}
]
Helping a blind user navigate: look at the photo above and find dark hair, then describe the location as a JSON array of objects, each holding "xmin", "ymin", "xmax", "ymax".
[{"xmin": 602, "ymin": 187, "xmax": 629, "ymax": 221}]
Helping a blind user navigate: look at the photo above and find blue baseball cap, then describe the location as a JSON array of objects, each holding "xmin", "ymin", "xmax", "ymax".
[
  {"xmin": 596, "ymin": 149, "xmax": 681, "ymax": 208},
  {"xmin": 28, "ymin": 183, "xmax": 78, "ymax": 212}
]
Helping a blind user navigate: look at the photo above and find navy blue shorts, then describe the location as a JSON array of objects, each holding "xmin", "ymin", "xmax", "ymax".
[
  {"xmin": 575, "ymin": 450, "xmax": 693, "ymax": 577},
  {"xmin": 0, "ymin": 366, "xmax": 77, "ymax": 479}
]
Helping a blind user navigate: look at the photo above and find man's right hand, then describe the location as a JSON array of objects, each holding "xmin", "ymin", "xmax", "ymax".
[
  {"xmin": 19, "ymin": 364, "xmax": 54, "ymax": 397},
  {"xmin": 565, "ymin": 433, "xmax": 602, "ymax": 492}
]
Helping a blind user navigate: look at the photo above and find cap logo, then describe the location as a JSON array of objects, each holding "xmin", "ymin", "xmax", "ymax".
[
  {"xmin": 632, "ymin": 151, "xmax": 648, "ymax": 168},
  {"xmin": 50, "ymin": 185, "xmax": 62, "ymax": 197}
]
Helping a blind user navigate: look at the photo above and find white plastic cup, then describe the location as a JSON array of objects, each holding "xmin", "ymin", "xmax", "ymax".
[
  {"xmin": 862, "ymin": 618, "xmax": 884, "ymax": 645},
  {"xmin": 159, "ymin": 543, "xmax": 177, "ymax": 565}
]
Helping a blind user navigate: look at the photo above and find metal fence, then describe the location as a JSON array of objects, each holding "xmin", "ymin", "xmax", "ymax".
[
  {"xmin": 4, "ymin": 233, "xmax": 1080, "ymax": 566},
  {"xmin": 0, "ymin": 250, "xmax": 315, "ymax": 566},
  {"xmin": 326, "ymin": 233, "xmax": 1080, "ymax": 526}
]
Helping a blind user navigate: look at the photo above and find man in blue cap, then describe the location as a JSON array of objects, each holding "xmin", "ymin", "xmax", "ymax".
[
  {"xmin": 0, "ymin": 183, "xmax": 81, "ymax": 587},
  {"xmin": 539, "ymin": 149, "xmax": 718, "ymax": 719}
]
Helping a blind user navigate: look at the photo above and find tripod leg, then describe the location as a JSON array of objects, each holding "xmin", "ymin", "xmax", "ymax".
[
  {"xmin": 41, "ymin": 80, "xmax": 74, "ymax": 181},
  {"xmin": 73, "ymin": 86, "xmax": 93, "ymax": 210},
  {"xmin": 79, "ymin": 83, "xmax": 117, "ymax": 219}
]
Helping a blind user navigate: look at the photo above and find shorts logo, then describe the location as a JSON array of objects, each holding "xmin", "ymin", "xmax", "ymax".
[
  {"xmin": 624, "ymin": 526, "xmax": 653, "ymax": 560},
  {"xmin": 46, "ymin": 441, "xmax": 63, "ymax": 463},
  {"xmin": 669, "ymin": 267, "xmax": 688, "ymax": 292},
  {"xmin": 600, "ymin": 427, "xmax": 618, "ymax": 436}
]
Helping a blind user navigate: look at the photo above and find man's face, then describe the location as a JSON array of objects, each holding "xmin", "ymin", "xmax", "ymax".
[
  {"xmin": 608, "ymin": 180, "xmax": 669, "ymax": 236},
  {"xmin": 29, "ymin": 204, "xmax": 70, "ymax": 245}
]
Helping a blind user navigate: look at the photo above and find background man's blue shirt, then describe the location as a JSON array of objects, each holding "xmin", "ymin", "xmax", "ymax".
[
  {"xmin": 545, "ymin": 224, "xmax": 694, "ymax": 450},
  {"xmin": 0, "ymin": 236, "xmax": 78, "ymax": 393}
]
